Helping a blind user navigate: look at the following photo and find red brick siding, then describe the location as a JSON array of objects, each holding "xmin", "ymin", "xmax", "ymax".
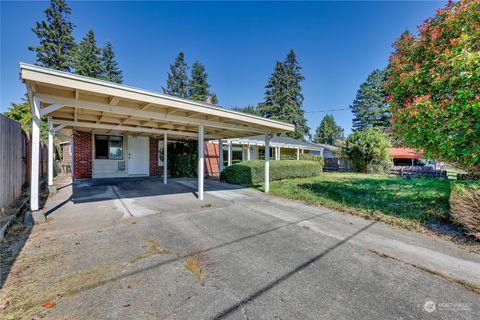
[
  {"xmin": 73, "ymin": 131, "xmax": 92, "ymax": 179},
  {"xmin": 205, "ymin": 142, "xmax": 220, "ymax": 176},
  {"xmin": 149, "ymin": 137, "xmax": 163, "ymax": 176}
]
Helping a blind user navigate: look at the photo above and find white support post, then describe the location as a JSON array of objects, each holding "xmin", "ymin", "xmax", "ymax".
[
  {"xmin": 218, "ymin": 139, "xmax": 224, "ymax": 173},
  {"xmin": 48, "ymin": 117, "xmax": 54, "ymax": 187},
  {"xmin": 296, "ymin": 147, "xmax": 300, "ymax": 160},
  {"xmin": 265, "ymin": 134, "xmax": 270, "ymax": 193},
  {"xmin": 247, "ymin": 143, "xmax": 251, "ymax": 161},
  {"xmin": 228, "ymin": 141, "xmax": 232, "ymax": 166},
  {"xmin": 163, "ymin": 134, "xmax": 168, "ymax": 184},
  {"xmin": 278, "ymin": 147, "xmax": 281, "ymax": 160},
  {"xmin": 31, "ymin": 97, "xmax": 41, "ymax": 211},
  {"xmin": 198, "ymin": 125, "xmax": 204, "ymax": 200},
  {"xmin": 242, "ymin": 145, "xmax": 246, "ymax": 161}
]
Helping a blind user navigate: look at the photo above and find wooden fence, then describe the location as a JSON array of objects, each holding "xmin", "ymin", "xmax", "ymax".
[
  {"xmin": 389, "ymin": 166, "xmax": 447, "ymax": 178},
  {"xmin": 0, "ymin": 114, "xmax": 49, "ymax": 210},
  {"xmin": 323, "ymin": 157, "xmax": 351, "ymax": 172}
]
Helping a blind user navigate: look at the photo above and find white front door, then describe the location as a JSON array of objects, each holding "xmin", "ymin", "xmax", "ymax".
[{"xmin": 128, "ymin": 135, "xmax": 149, "ymax": 175}]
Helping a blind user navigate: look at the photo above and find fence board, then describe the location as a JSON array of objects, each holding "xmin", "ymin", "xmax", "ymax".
[{"xmin": 0, "ymin": 114, "xmax": 24, "ymax": 209}]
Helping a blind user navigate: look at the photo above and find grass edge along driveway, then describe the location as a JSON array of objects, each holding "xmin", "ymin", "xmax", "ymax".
[{"xmin": 260, "ymin": 172, "xmax": 453, "ymax": 233}]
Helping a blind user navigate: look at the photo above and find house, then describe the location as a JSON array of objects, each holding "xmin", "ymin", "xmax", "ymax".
[
  {"xmin": 60, "ymin": 141, "xmax": 72, "ymax": 163},
  {"xmin": 389, "ymin": 148, "xmax": 425, "ymax": 166},
  {"xmin": 313, "ymin": 143, "xmax": 340, "ymax": 158},
  {"xmin": 204, "ymin": 135, "xmax": 325, "ymax": 175},
  {"xmin": 20, "ymin": 63, "xmax": 294, "ymax": 210}
]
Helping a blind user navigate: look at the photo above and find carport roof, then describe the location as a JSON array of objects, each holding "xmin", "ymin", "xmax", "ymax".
[
  {"xmin": 20, "ymin": 63, "xmax": 294, "ymax": 140},
  {"xmin": 223, "ymin": 135, "xmax": 325, "ymax": 151}
]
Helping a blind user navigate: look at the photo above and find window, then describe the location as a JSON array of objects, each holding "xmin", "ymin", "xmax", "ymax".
[{"xmin": 95, "ymin": 135, "xmax": 123, "ymax": 160}]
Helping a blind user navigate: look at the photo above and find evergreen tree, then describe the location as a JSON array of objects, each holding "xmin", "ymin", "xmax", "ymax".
[
  {"xmin": 187, "ymin": 61, "xmax": 218, "ymax": 104},
  {"xmin": 29, "ymin": 0, "xmax": 76, "ymax": 71},
  {"xmin": 100, "ymin": 41, "xmax": 123, "ymax": 83},
  {"xmin": 230, "ymin": 105, "xmax": 260, "ymax": 116},
  {"xmin": 350, "ymin": 69, "xmax": 390, "ymax": 131},
  {"xmin": 312, "ymin": 114, "xmax": 344, "ymax": 145},
  {"xmin": 257, "ymin": 49, "xmax": 309, "ymax": 140},
  {"xmin": 163, "ymin": 52, "xmax": 188, "ymax": 98},
  {"xmin": 74, "ymin": 29, "xmax": 102, "ymax": 78}
]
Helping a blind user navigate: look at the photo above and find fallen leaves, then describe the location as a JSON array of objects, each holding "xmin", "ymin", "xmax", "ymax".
[{"xmin": 41, "ymin": 301, "xmax": 56, "ymax": 308}]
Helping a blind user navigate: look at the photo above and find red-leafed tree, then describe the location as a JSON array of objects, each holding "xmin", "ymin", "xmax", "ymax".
[{"xmin": 386, "ymin": 0, "xmax": 480, "ymax": 172}]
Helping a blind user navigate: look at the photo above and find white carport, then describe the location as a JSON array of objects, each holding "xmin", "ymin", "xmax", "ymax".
[{"xmin": 20, "ymin": 63, "xmax": 293, "ymax": 210}]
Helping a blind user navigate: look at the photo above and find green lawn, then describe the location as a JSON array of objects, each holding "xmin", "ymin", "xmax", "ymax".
[{"xmin": 264, "ymin": 172, "xmax": 453, "ymax": 231}]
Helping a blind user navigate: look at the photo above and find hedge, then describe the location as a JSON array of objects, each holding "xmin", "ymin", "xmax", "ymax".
[
  {"xmin": 281, "ymin": 153, "xmax": 325, "ymax": 166},
  {"xmin": 220, "ymin": 160, "xmax": 322, "ymax": 185}
]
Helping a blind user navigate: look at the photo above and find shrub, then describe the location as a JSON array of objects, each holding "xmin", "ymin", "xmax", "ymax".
[
  {"xmin": 450, "ymin": 183, "xmax": 480, "ymax": 240},
  {"xmin": 220, "ymin": 160, "xmax": 322, "ymax": 185},
  {"xmin": 342, "ymin": 128, "xmax": 392, "ymax": 173},
  {"xmin": 281, "ymin": 153, "xmax": 324, "ymax": 167},
  {"xmin": 167, "ymin": 141, "xmax": 197, "ymax": 177}
]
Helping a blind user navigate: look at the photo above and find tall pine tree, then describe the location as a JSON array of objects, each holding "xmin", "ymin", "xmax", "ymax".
[
  {"xmin": 29, "ymin": 0, "xmax": 76, "ymax": 71},
  {"xmin": 312, "ymin": 114, "xmax": 344, "ymax": 145},
  {"xmin": 100, "ymin": 41, "xmax": 123, "ymax": 83},
  {"xmin": 187, "ymin": 61, "xmax": 218, "ymax": 104},
  {"xmin": 163, "ymin": 52, "xmax": 189, "ymax": 98},
  {"xmin": 258, "ymin": 49, "xmax": 309, "ymax": 140},
  {"xmin": 350, "ymin": 69, "xmax": 390, "ymax": 131},
  {"xmin": 74, "ymin": 29, "xmax": 102, "ymax": 78}
]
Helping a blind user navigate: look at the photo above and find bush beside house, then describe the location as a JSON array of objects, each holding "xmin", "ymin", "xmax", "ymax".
[
  {"xmin": 342, "ymin": 128, "xmax": 392, "ymax": 173},
  {"xmin": 220, "ymin": 160, "xmax": 322, "ymax": 185}
]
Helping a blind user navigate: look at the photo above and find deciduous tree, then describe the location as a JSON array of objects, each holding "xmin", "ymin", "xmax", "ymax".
[
  {"xmin": 4, "ymin": 95, "xmax": 49, "ymax": 141},
  {"xmin": 386, "ymin": 0, "xmax": 480, "ymax": 172},
  {"xmin": 342, "ymin": 128, "xmax": 392, "ymax": 173}
]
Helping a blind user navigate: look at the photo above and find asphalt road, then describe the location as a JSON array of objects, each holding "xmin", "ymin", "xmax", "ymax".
[{"xmin": 2, "ymin": 177, "xmax": 479, "ymax": 319}]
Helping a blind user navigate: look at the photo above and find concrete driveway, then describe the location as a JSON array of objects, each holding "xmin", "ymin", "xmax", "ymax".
[{"xmin": 2, "ymin": 176, "xmax": 479, "ymax": 319}]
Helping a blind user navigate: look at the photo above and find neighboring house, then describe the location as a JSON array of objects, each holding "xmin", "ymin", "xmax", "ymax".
[
  {"xmin": 205, "ymin": 135, "xmax": 324, "ymax": 176},
  {"xmin": 389, "ymin": 148, "xmax": 425, "ymax": 166},
  {"xmin": 60, "ymin": 141, "xmax": 72, "ymax": 163},
  {"xmin": 312, "ymin": 143, "xmax": 340, "ymax": 158}
]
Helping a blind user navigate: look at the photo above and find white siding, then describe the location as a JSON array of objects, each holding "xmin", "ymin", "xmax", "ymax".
[
  {"xmin": 92, "ymin": 134, "xmax": 130, "ymax": 178},
  {"xmin": 92, "ymin": 159, "xmax": 130, "ymax": 178}
]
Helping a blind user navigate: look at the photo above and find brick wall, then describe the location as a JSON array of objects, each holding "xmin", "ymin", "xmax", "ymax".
[
  {"xmin": 149, "ymin": 137, "xmax": 163, "ymax": 176},
  {"xmin": 73, "ymin": 131, "xmax": 92, "ymax": 179},
  {"xmin": 205, "ymin": 142, "xmax": 220, "ymax": 176}
]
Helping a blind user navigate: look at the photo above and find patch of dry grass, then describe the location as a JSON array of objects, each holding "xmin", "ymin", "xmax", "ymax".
[
  {"xmin": 129, "ymin": 238, "xmax": 178, "ymax": 264},
  {"xmin": 184, "ymin": 253, "xmax": 204, "ymax": 285}
]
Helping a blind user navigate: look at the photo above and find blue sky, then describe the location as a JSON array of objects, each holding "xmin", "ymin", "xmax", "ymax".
[{"xmin": 1, "ymin": 1, "xmax": 445, "ymax": 136}]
